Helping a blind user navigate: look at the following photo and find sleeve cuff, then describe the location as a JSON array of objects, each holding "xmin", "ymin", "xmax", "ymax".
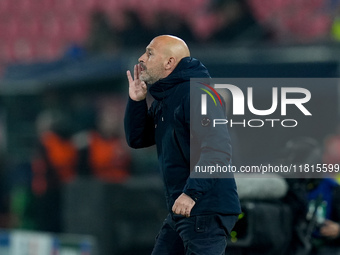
[{"xmin": 183, "ymin": 190, "xmax": 203, "ymax": 202}]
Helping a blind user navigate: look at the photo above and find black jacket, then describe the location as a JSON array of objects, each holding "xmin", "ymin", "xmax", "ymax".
[{"xmin": 124, "ymin": 57, "xmax": 241, "ymax": 217}]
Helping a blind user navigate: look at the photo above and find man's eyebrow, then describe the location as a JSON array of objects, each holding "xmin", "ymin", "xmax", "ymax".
[{"xmin": 146, "ymin": 47, "xmax": 153, "ymax": 52}]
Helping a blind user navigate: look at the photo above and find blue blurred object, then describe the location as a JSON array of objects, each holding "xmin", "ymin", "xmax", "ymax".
[{"xmin": 64, "ymin": 43, "xmax": 87, "ymax": 60}]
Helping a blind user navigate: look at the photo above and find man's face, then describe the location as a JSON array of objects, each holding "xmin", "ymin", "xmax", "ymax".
[{"xmin": 138, "ymin": 39, "xmax": 167, "ymax": 85}]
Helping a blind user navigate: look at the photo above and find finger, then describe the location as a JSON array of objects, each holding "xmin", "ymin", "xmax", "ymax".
[
  {"xmin": 134, "ymin": 64, "xmax": 138, "ymax": 81},
  {"xmin": 137, "ymin": 63, "xmax": 142, "ymax": 78},
  {"xmin": 174, "ymin": 209, "xmax": 180, "ymax": 215},
  {"xmin": 184, "ymin": 208, "xmax": 189, "ymax": 217},
  {"xmin": 141, "ymin": 82, "xmax": 147, "ymax": 91},
  {"xmin": 174, "ymin": 205, "xmax": 183, "ymax": 216},
  {"xmin": 178, "ymin": 208, "xmax": 184, "ymax": 215},
  {"xmin": 172, "ymin": 204, "xmax": 177, "ymax": 214},
  {"xmin": 126, "ymin": 70, "xmax": 133, "ymax": 84},
  {"xmin": 179, "ymin": 207, "xmax": 186, "ymax": 216}
]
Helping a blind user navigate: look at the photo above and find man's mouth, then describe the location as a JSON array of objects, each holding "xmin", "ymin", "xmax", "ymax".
[{"xmin": 140, "ymin": 64, "xmax": 146, "ymax": 72}]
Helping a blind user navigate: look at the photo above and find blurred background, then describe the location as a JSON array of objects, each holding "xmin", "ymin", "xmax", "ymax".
[{"xmin": 1, "ymin": 0, "xmax": 340, "ymax": 254}]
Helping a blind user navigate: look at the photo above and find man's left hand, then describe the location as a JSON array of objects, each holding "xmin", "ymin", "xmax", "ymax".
[{"xmin": 172, "ymin": 193, "xmax": 196, "ymax": 217}]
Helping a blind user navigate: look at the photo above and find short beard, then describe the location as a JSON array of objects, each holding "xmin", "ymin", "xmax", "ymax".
[
  {"xmin": 140, "ymin": 73, "xmax": 158, "ymax": 85},
  {"xmin": 140, "ymin": 66, "xmax": 163, "ymax": 85}
]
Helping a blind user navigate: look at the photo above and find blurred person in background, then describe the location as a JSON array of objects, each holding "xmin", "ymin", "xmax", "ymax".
[
  {"xmin": 149, "ymin": 11, "xmax": 195, "ymax": 45},
  {"xmin": 246, "ymin": 0, "xmax": 332, "ymax": 43},
  {"xmin": 74, "ymin": 103, "xmax": 130, "ymax": 183},
  {"xmin": 124, "ymin": 35, "xmax": 241, "ymax": 255},
  {"xmin": 280, "ymin": 137, "xmax": 340, "ymax": 255},
  {"xmin": 308, "ymin": 178, "xmax": 340, "ymax": 255},
  {"xmin": 118, "ymin": 10, "xmax": 152, "ymax": 48},
  {"xmin": 209, "ymin": 0, "xmax": 266, "ymax": 44},
  {"xmin": 85, "ymin": 10, "xmax": 120, "ymax": 54},
  {"xmin": 31, "ymin": 109, "xmax": 77, "ymax": 233}
]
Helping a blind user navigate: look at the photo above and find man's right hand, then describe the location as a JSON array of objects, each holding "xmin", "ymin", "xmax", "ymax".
[{"xmin": 127, "ymin": 64, "xmax": 147, "ymax": 101}]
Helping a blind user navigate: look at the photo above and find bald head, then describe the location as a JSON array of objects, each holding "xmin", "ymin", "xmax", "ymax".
[
  {"xmin": 138, "ymin": 35, "xmax": 191, "ymax": 84},
  {"xmin": 152, "ymin": 35, "xmax": 190, "ymax": 61}
]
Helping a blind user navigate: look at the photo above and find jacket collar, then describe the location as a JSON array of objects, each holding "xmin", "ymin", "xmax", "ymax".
[{"xmin": 148, "ymin": 57, "xmax": 209, "ymax": 101}]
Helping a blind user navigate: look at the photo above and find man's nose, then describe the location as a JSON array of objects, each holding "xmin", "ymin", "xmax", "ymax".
[{"xmin": 138, "ymin": 53, "xmax": 146, "ymax": 63}]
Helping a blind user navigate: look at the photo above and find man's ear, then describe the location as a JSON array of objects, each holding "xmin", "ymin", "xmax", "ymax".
[{"xmin": 165, "ymin": 57, "xmax": 176, "ymax": 71}]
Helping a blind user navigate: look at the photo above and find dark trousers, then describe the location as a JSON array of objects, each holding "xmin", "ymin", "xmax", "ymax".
[{"xmin": 151, "ymin": 214, "xmax": 235, "ymax": 255}]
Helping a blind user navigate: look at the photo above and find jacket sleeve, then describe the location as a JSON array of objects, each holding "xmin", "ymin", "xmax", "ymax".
[
  {"xmin": 124, "ymin": 97, "xmax": 156, "ymax": 148},
  {"xmin": 182, "ymin": 85, "xmax": 233, "ymax": 202}
]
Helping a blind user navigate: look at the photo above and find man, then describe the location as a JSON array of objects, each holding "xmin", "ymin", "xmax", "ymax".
[{"xmin": 124, "ymin": 35, "xmax": 241, "ymax": 255}]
